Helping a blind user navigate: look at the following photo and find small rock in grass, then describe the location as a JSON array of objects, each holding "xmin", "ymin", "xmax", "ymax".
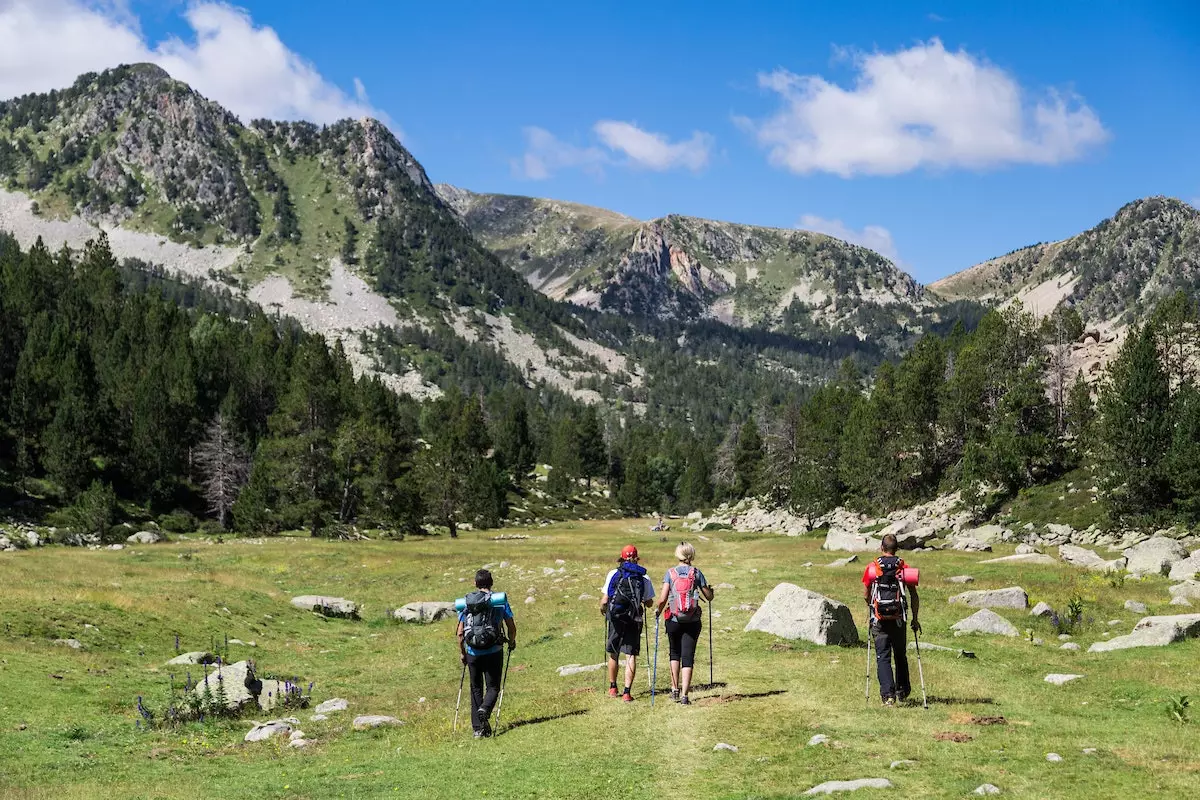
[
  {"xmin": 245, "ymin": 718, "xmax": 296, "ymax": 742},
  {"xmin": 1030, "ymin": 602, "xmax": 1054, "ymax": 618},
  {"xmin": 808, "ymin": 734, "xmax": 831, "ymax": 746},
  {"xmin": 557, "ymin": 663, "xmax": 605, "ymax": 676},
  {"xmin": 1058, "ymin": 634, "xmax": 1072, "ymax": 640},
  {"xmin": 948, "ymin": 587, "xmax": 1029, "ymax": 610},
  {"xmin": 288, "ymin": 738, "xmax": 312, "ymax": 749},
  {"xmin": 825, "ymin": 556, "xmax": 858, "ymax": 568},
  {"xmin": 1044, "ymin": 674, "xmax": 1084, "ymax": 686},
  {"xmin": 166, "ymin": 651, "xmax": 217, "ymax": 666},
  {"xmin": 804, "ymin": 778, "xmax": 892, "ymax": 795},
  {"xmin": 352, "ymin": 715, "xmax": 402, "ymax": 731},
  {"xmin": 290, "ymin": 595, "xmax": 359, "ymax": 619},
  {"xmin": 288, "ymin": 730, "xmax": 306, "ymax": 741},
  {"xmin": 973, "ymin": 785, "xmax": 1001, "ymax": 796},
  {"xmin": 1031, "ymin": 638, "xmax": 1045, "ymax": 646},
  {"xmin": 1082, "ymin": 747, "xmax": 1097, "ymax": 755},
  {"xmin": 889, "ymin": 760, "xmax": 916, "ymax": 769},
  {"xmin": 1015, "ymin": 544, "xmax": 1039, "ymax": 555},
  {"xmin": 1107, "ymin": 619, "xmax": 1122, "ymax": 627},
  {"xmin": 1124, "ymin": 600, "xmax": 1147, "ymax": 614},
  {"xmin": 1060, "ymin": 642, "xmax": 1081, "ymax": 651},
  {"xmin": 309, "ymin": 714, "xmax": 328, "ymax": 722},
  {"xmin": 53, "ymin": 638, "xmax": 82, "ymax": 650},
  {"xmin": 1046, "ymin": 753, "xmax": 1063, "ymax": 762},
  {"xmin": 314, "ymin": 698, "xmax": 348, "ymax": 714},
  {"xmin": 525, "ymin": 596, "xmax": 536, "ymax": 604},
  {"xmin": 951, "ymin": 609, "xmax": 1020, "ymax": 637},
  {"xmin": 714, "ymin": 742, "xmax": 739, "ymax": 752},
  {"xmin": 947, "ymin": 576, "xmax": 975, "ymax": 584}
]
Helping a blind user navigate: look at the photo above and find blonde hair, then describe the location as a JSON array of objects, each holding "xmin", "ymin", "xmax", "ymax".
[{"xmin": 675, "ymin": 542, "xmax": 696, "ymax": 564}]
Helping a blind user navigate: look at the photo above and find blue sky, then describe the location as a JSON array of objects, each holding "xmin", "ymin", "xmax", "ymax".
[{"xmin": 4, "ymin": 1, "xmax": 1199, "ymax": 282}]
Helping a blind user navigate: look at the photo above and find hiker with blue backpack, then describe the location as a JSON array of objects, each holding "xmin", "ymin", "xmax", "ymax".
[
  {"xmin": 600, "ymin": 545, "xmax": 656, "ymax": 702},
  {"xmin": 654, "ymin": 542, "xmax": 714, "ymax": 705},
  {"xmin": 862, "ymin": 533, "xmax": 922, "ymax": 707},
  {"xmin": 457, "ymin": 569, "xmax": 517, "ymax": 737}
]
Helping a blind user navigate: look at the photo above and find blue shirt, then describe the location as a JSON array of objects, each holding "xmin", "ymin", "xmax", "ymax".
[{"xmin": 458, "ymin": 601, "xmax": 514, "ymax": 656}]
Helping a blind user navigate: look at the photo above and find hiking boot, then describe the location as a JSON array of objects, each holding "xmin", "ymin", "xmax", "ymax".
[
  {"xmin": 679, "ymin": 696, "xmax": 690, "ymax": 706},
  {"xmin": 473, "ymin": 730, "xmax": 485, "ymax": 739},
  {"xmin": 622, "ymin": 692, "xmax": 634, "ymax": 703},
  {"xmin": 608, "ymin": 686, "xmax": 619, "ymax": 698},
  {"xmin": 883, "ymin": 696, "xmax": 896, "ymax": 707},
  {"xmin": 671, "ymin": 689, "xmax": 680, "ymax": 703},
  {"xmin": 897, "ymin": 690, "xmax": 911, "ymax": 703}
]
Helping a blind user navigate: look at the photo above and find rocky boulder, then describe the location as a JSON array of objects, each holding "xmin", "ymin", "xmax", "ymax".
[
  {"xmin": 895, "ymin": 527, "xmax": 938, "ymax": 550},
  {"xmin": 1088, "ymin": 614, "xmax": 1200, "ymax": 652},
  {"xmin": 947, "ymin": 537, "xmax": 992, "ymax": 552},
  {"xmin": 962, "ymin": 525, "xmax": 1013, "ymax": 544},
  {"xmin": 1168, "ymin": 553, "xmax": 1200, "ymax": 581},
  {"xmin": 126, "ymin": 530, "xmax": 164, "ymax": 544},
  {"xmin": 822, "ymin": 529, "xmax": 881, "ymax": 553},
  {"xmin": 353, "ymin": 715, "xmax": 403, "ymax": 730},
  {"xmin": 1030, "ymin": 602, "xmax": 1054, "ymax": 618},
  {"xmin": 804, "ymin": 778, "xmax": 893, "ymax": 795},
  {"xmin": 166, "ymin": 651, "xmax": 218, "ymax": 666},
  {"xmin": 314, "ymin": 698, "xmax": 348, "ymax": 714},
  {"xmin": 290, "ymin": 596, "xmax": 359, "ymax": 619},
  {"xmin": 744, "ymin": 584, "xmax": 858, "ymax": 645},
  {"xmin": 245, "ymin": 718, "xmax": 297, "ymax": 742},
  {"xmin": 1169, "ymin": 581, "xmax": 1200, "ymax": 601},
  {"xmin": 1124, "ymin": 537, "xmax": 1189, "ymax": 576},
  {"xmin": 193, "ymin": 660, "xmax": 258, "ymax": 710},
  {"xmin": 1059, "ymin": 545, "xmax": 1126, "ymax": 573},
  {"xmin": 951, "ymin": 609, "xmax": 1020, "ymax": 637},
  {"xmin": 979, "ymin": 553, "xmax": 1057, "ymax": 566},
  {"xmin": 393, "ymin": 602, "xmax": 456, "ymax": 623},
  {"xmin": 949, "ymin": 587, "xmax": 1028, "ymax": 610}
]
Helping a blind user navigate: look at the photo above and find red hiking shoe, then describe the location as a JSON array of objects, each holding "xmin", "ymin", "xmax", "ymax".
[
  {"xmin": 608, "ymin": 687, "xmax": 619, "ymax": 698},
  {"xmin": 622, "ymin": 692, "xmax": 634, "ymax": 703}
]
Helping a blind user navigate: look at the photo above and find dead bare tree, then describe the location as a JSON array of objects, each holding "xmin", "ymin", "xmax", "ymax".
[{"xmin": 194, "ymin": 413, "xmax": 250, "ymax": 530}]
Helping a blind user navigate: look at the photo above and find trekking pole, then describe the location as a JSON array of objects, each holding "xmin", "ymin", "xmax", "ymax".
[
  {"xmin": 645, "ymin": 619, "xmax": 652, "ymax": 693},
  {"xmin": 453, "ymin": 661, "xmax": 466, "ymax": 732},
  {"xmin": 492, "ymin": 647, "xmax": 512, "ymax": 738},
  {"xmin": 708, "ymin": 597, "xmax": 714, "ymax": 687},
  {"xmin": 912, "ymin": 627, "xmax": 929, "ymax": 709},
  {"xmin": 652, "ymin": 615, "xmax": 660, "ymax": 707},
  {"xmin": 863, "ymin": 626, "xmax": 872, "ymax": 708}
]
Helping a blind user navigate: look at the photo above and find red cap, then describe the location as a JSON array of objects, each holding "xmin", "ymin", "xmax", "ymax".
[{"xmin": 620, "ymin": 545, "xmax": 639, "ymax": 560}]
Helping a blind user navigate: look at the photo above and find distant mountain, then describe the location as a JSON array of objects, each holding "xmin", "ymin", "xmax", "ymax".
[
  {"xmin": 931, "ymin": 197, "xmax": 1200, "ymax": 324},
  {"xmin": 436, "ymin": 185, "xmax": 960, "ymax": 345}
]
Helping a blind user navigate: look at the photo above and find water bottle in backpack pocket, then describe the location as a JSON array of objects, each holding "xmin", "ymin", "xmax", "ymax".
[
  {"xmin": 668, "ymin": 566, "xmax": 701, "ymax": 622},
  {"xmin": 870, "ymin": 556, "xmax": 906, "ymax": 622},
  {"xmin": 463, "ymin": 590, "xmax": 503, "ymax": 650}
]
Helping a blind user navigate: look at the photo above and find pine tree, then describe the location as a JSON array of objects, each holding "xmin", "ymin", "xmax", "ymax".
[
  {"xmin": 677, "ymin": 445, "xmax": 713, "ymax": 510},
  {"xmin": 1168, "ymin": 384, "xmax": 1200, "ymax": 519},
  {"xmin": 733, "ymin": 418, "xmax": 763, "ymax": 499},
  {"xmin": 1064, "ymin": 370, "xmax": 1094, "ymax": 461},
  {"xmin": 1151, "ymin": 290, "xmax": 1198, "ymax": 394},
  {"xmin": 576, "ymin": 406, "xmax": 607, "ymax": 489}
]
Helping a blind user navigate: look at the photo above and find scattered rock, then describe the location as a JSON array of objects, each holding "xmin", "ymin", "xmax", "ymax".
[
  {"xmin": 1059, "ymin": 544, "xmax": 1126, "ymax": 573},
  {"xmin": 393, "ymin": 602, "xmax": 456, "ymax": 624},
  {"xmin": 126, "ymin": 530, "xmax": 164, "ymax": 544},
  {"xmin": 808, "ymin": 734, "xmax": 831, "ymax": 746},
  {"xmin": 1030, "ymin": 602, "xmax": 1054, "ymax": 618},
  {"xmin": 804, "ymin": 778, "xmax": 892, "ymax": 795},
  {"xmin": 962, "ymin": 525, "xmax": 1012, "ymax": 544},
  {"xmin": 556, "ymin": 663, "xmax": 605, "ymax": 677},
  {"xmin": 978, "ymin": 553, "xmax": 1057, "ymax": 566},
  {"xmin": 822, "ymin": 529, "xmax": 881, "ymax": 553},
  {"xmin": 1169, "ymin": 581, "xmax": 1200, "ymax": 601},
  {"xmin": 309, "ymin": 714, "xmax": 328, "ymax": 721},
  {"xmin": 290, "ymin": 596, "xmax": 359, "ymax": 619},
  {"xmin": 1044, "ymin": 674, "xmax": 1084, "ymax": 686},
  {"xmin": 314, "ymin": 698, "xmax": 348, "ymax": 714},
  {"xmin": 53, "ymin": 638, "xmax": 82, "ymax": 650},
  {"xmin": 825, "ymin": 556, "xmax": 859, "ymax": 567},
  {"xmin": 1168, "ymin": 554, "xmax": 1200, "ymax": 581},
  {"xmin": 288, "ymin": 737, "xmax": 312, "ymax": 749},
  {"xmin": 578, "ymin": 593, "xmax": 595, "ymax": 601},
  {"xmin": 744, "ymin": 584, "xmax": 859, "ymax": 646},
  {"xmin": 895, "ymin": 527, "xmax": 938, "ymax": 550},
  {"xmin": 1082, "ymin": 748, "xmax": 1097, "ymax": 755},
  {"xmin": 973, "ymin": 784, "xmax": 1001, "ymax": 796},
  {"xmin": 1046, "ymin": 753, "xmax": 1063, "ymax": 762},
  {"xmin": 713, "ymin": 742, "xmax": 739, "ymax": 753},
  {"xmin": 1170, "ymin": 595, "xmax": 1192, "ymax": 607},
  {"xmin": 951, "ymin": 609, "xmax": 1020, "ymax": 637},
  {"xmin": 289, "ymin": 729, "xmax": 307, "ymax": 741},
  {"xmin": 947, "ymin": 575, "xmax": 975, "ymax": 584},
  {"xmin": 948, "ymin": 587, "xmax": 1029, "ymax": 610},
  {"xmin": 889, "ymin": 760, "xmax": 916, "ymax": 769},
  {"xmin": 525, "ymin": 596, "xmax": 535, "ymax": 605},
  {"xmin": 352, "ymin": 715, "xmax": 402, "ymax": 731},
  {"xmin": 192, "ymin": 661, "xmax": 263, "ymax": 710},
  {"xmin": 1124, "ymin": 600, "xmax": 1147, "ymax": 614},
  {"xmin": 244, "ymin": 718, "xmax": 297, "ymax": 742},
  {"xmin": 948, "ymin": 538, "xmax": 992, "ymax": 552},
  {"xmin": 166, "ymin": 651, "xmax": 218, "ymax": 666},
  {"xmin": 1087, "ymin": 614, "xmax": 1200, "ymax": 652},
  {"xmin": 1015, "ymin": 544, "xmax": 1039, "ymax": 555},
  {"xmin": 1060, "ymin": 642, "xmax": 1081, "ymax": 651},
  {"xmin": 1124, "ymin": 537, "xmax": 1189, "ymax": 576}
]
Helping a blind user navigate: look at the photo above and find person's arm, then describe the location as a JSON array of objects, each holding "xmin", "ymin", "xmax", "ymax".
[
  {"xmin": 643, "ymin": 577, "xmax": 655, "ymax": 608},
  {"xmin": 456, "ymin": 619, "xmax": 467, "ymax": 663},
  {"xmin": 909, "ymin": 586, "xmax": 921, "ymax": 632},
  {"xmin": 505, "ymin": 615, "xmax": 517, "ymax": 650},
  {"xmin": 656, "ymin": 580, "xmax": 670, "ymax": 616},
  {"xmin": 698, "ymin": 569, "xmax": 714, "ymax": 602},
  {"xmin": 599, "ymin": 573, "xmax": 611, "ymax": 617}
]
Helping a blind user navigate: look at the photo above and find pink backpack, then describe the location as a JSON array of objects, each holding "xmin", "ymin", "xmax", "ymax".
[{"xmin": 668, "ymin": 566, "xmax": 700, "ymax": 622}]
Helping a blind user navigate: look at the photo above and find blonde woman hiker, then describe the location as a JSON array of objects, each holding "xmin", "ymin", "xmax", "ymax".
[{"xmin": 654, "ymin": 542, "xmax": 714, "ymax": 705}]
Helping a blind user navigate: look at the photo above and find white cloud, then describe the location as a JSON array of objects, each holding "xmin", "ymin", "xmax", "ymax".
[
  {"xmin": 0, "ymin": 0, "xmax": 387, "ymax": 127},
  {"xmin": 514, "ymin": 121, "xmax": 714, "ymax": 179},
  {"xmin": 798, "ymin": 214, "xmax": 902, "ymax": 263},
  {"xmin": 593, "ymin": 121, "xmax": 712, "ymax": 171},
  {"xmin": 747, "ymin": 39, "xmax": 1108, "ymax": 177}
]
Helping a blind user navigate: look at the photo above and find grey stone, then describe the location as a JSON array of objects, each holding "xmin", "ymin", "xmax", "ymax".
[
  {"xmin": 288, "ymin": 729, "xmax": 306, "ymax": 741},
  {"xmin": 895, "ymin": 526, "xmax": 937, "ymax": 550},
  {"xmin": 192, "ymin": 660, "xmax": 259, "ymax": 710},
  {"xmin": 947, "ymin": 575, "xmax": 975, "ymax": 584},
  {"xmin": 393, "ymin": 602, "xmax": 456, "ymax": 624},
  {"xmin": 1124, "ymin": 600, "xmax": 1147, "ymax": 614},
  {"xmin": 1059, "ymin": 544, "xmax": 1126, "ymax": 572},
  {"xmin": 978, "ymin": 553, "xmax": 1057, "ymax": 566},
  {"xmin": 822, "ymin": 529, "xmax": 881, "ymax": 553},
  {"xmin": 1169, "ymin": 555, "xmax": 1200, "ymax": 581},
  {"xmin": 1169, "ymin": 581, "xmax": 1200, "ymax": 601},
  {"xmin": 556, "ymin": 663, "xmax": 605, "ymax": 676},
  {"xmin": 54, "ymin": 638, "xmax": 82, "ymax": 649},
  {"xmin": 951, "ymin": 609, "xmax": 1020, "ymax": 637},
  {"xmin": 744, "ymin": 584, "xmax": 859, "ymax": 646},
  {"xmin": 949, "ymin": 537, "xmax": 992, "ymax": 552},
  {"xmin": 352, "ymin": 715, "xmax": 402, "ymax": 730},
  {"xmin": 314, "ymin": 698, "xmax": 348, "ymax": 714},
  {"xmin": 1046, "ymin": 523, "xmax": 1075, "ymax": 539},
  {"xmin": 1088, "ymin": 614, "xmax": 1200, "ymax": 652},
  {"xmin": 166, "ymin": 651, "xmax": 218, "ymax": 666},
  {"xmin": 288, "ymin": 737, "xmax": 312, "ymax": 749},
  {"xmin": 1124, "ymin": 537, "xmax": 1189, "ymax": 576},
  {"xmin": 1030, "ymin": 602, "xmax": 1054, "ymax": 618},
  {"xmin": 963, "ymin": 525, "xmax": 1012, "ymax": 544},
  {"xmin": 825, "ymin": 556, "xmax": 859, "ymax": 567},
  {"xmin": 808, "ymin": 734, "xmax": 831, "ymax": 746},
  {"xmin": 804, "ymin": 778, "xmax": 893, "ymax": 795},
  {"xmin": 1058, "ymin": 634, "xmax": 1072, "ymax": 640},
  {"xmin": 1060, "ymin": 642, "xmax": 1081, "ymax": 651},
  {"xmin": 948, "ymin": 587, "xmax": 1029, "ymax": 610},
  {"xmin": 244, "ymin": 718, "xmax": 298, "ymax": 742},
  {"xmin": 974, "ymin": 784, "xmax": 1001, "ymax": 796},
  {"xmin": 907, "ymin": 641, "xmax": 974, "ymax": 657},
  {"xmin": 290, "ymin": 595, "xmax": 359, "ymax": 619},
  {"xmin": 1170, "ymin": 595, "xmax": 1193, "ymax": 607},
  {"xmin": 126, "ymin": 530, "xmax": 164, "ymax": 544},
  {"xmin": 1046, "ymin": 753, "xmax": 1063, "ymax": 762},
  {"xmin": 309, "ymin": 714, "xmax": 328, "ymax": 721},
  {"xmin": 1044, "ymin": 673, "xmax": 1084, "ymax": 686},
  {"xmin": 1015, "ymin": 544, "xmax": 1039, "ymax": 555},
  {"xmin": 713, "ymin": 742, "xmax": 739, "ymax": 752},
  {"xmin": 889, "ymin": 760, "xmax": 916, "ymax": 769}
]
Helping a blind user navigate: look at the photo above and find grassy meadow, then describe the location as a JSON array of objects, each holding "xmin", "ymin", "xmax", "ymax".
[{"xmin": 1, "ymin": 520, "xmax": 1198, "ymax": 799}]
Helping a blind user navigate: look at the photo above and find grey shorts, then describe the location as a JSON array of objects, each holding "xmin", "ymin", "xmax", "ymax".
[{"xmin": 606, "ymin": 617, "xmax": 643, "ymax": 656}]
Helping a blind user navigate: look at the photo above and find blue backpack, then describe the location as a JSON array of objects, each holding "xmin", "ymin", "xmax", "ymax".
[{"xmin": 608, "ymin": 562, "xmax": 647, "ymax": 624}]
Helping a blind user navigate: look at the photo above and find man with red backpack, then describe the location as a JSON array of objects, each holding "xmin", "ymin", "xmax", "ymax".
[
  {"xmin": 862, "ymin": 533, "xmax": 920, "ymax": 706},
  {"xmin": 601, "ymin": 545, "xmax": 656, "ymax": 702},
  {"xmin": 654, "ymin": 542, "xmax": 715, "ymax": 705}
]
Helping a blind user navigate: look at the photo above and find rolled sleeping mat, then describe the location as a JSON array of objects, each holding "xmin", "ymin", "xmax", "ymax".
[
  {"xmin": 901, "ymin": 567, "xmax": 919, "ymax": 586},
  {"xmin": 454, "ymin": 592, "xmax": 508, "ymax": 612}
]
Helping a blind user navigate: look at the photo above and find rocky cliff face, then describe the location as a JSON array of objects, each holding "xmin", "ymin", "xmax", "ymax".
[
  {"xmin": 932, "ymin": 197, "xmax": 1200, "ymax": 324},
  {"xmin": 436, "ymin": 185, "xmax": 937, "ymax": 339}
]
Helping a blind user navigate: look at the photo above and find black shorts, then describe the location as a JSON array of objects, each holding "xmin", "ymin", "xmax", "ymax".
[
  {"xmin": 606, "ymin": 617, "xmax": 643, "ymax": 656},
  {"xmin": 666, "ymin": 616, "xmax": 702, "ymax": 668}
]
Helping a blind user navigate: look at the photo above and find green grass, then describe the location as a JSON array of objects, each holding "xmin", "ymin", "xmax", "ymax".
[
  {"xmin": 1003, "ymin": 466, "xmax": 1112, "ymax": 531},
  {"xmin": 1, "ymin": 521, "xmax": 1198, "ymax": 799}
]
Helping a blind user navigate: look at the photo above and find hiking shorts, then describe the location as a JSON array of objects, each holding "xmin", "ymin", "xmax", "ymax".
[
  {"xmin": 607, "ymin": 617, "xmax": 643, "ymax": 657},
  {"xmin": 666, "ymin": 616, "xmax": 701, "ymax": 668}
]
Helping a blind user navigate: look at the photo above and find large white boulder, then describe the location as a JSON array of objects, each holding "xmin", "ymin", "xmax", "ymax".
[
  {"xmin": 744, "ymin": 584, "xmax": 859, "ymax": 645},
  {"xmin": 951, "ymin": 609, "xmax": 1020, "ymax": 637},
  {"xmin": 1168, "ymin": 553, "xmax": 1200, "ymax": 581},
  {"xmin": 1088, "ymin": 614, "xmax": 1200, "ymax": 652},
  {"xmin": 291, "ymin": 595, "xmax": 359, "ymax": 618},
  {"xmin": 393, "ymin": 602, "xmax": 456, "ymax": 623},
  {"xmin": 948, "ymin": 587, "xmax": 1028, "ymax": 610},
  {"xmin": 961, "ymin": 525, "xmax": 1013, "ymax": 544},
  {"xmin": 804, "ymin": 778, "xmax": 893, "ymax": 795},
  {"xmin": 245, "ymin": 717, "xmax": 299, "ymax": 742},
  {"xmin": 192, "ymin": 660, "xmax": 257, "ymax": 710},
  {"xmin": 895, "ymin": 527, "xmax": 938, "ymax": 550},
  {"xmin": 947, "ymin": 537, "xmax": 992, "ymax": 552},
  {"xmin": 1169, "ymin": 581, "xmax": 1200, "ymax": 601},
  {"xmin": 1123, "ymin": 537, "xmax": 1189, "ymax": 576},
  {"xmin": 127, "ymin": 530, "xmax": 164, "ymax": 544},
  {"xmin": 1059, "ymin": 545, "xmax": 1127, "ymax": 573},
  {"xmin": 822, "ymin": 529, "xmax": 881, "ymax": 553}
]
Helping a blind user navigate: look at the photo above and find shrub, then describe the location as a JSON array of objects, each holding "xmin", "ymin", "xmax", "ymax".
[
  {"xmin": 702, "ymin": 522, "xmax": 732, "ymax": 532},
  {"xmin": 158, "ymin": 510, "xmax": 198, "ymax": 533},
  {"xmin": 103, "ymin": 524, "xmax": 131, "ymax": 545},
  {"xmin": 65, "ymin": 480, "xmax": 117, "ymax": 539}
]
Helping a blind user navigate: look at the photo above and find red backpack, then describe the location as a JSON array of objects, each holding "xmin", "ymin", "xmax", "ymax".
[{"xmin": 668, "ymin": 566, "xmax": 700, "ymax": 622}]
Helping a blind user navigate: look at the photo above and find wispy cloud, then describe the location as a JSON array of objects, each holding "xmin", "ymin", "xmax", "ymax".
[
  {"xmin": 514, "ymin": 120, "xmax": 714, "ymax": 179},
  {"xmin": 745, "ymin": 38, "xmax": 1108, "ymax": 177},
  {"xmin": 0, "ymin": 0, "xmax": 390, "ymax": 129},
  {"xmin": 798, "ymin": 214, "xmax": 902, "ymax": 263}
]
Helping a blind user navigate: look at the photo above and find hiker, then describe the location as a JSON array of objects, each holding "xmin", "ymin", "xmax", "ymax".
[
  {"xmin": 600, "ymin": 545, "xmax": 656, "ymax": 702},
  {"xmin": 862, "ymin": 533, "xmax": 920, "ymax": 706},
  {"xmin": 457, "ymin": 569, "xmax": 517, "ymax": 737},
  {"xmin": 654, "ymin": 541, "xmax": 714, "ymax": 704}
]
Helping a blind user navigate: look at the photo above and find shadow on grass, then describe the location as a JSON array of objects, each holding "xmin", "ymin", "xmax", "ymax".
[
  {"xmin": 499, "ymin": 709, "xmax": 589, "ymax": 734},
  {"xmin": 926, "ymin": 695, "xmax": 996, "ymax": 706},
  {"xmin": 687, "ymin": 681, "xmax": 729, "ymax": 692},
  {"xmin": 695, "ymin": 689, "xmax": 788, "ymax": 707}
]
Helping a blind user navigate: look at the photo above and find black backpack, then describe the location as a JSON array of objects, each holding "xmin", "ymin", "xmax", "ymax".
[
  {"xmin": 870, "ymin": 556, "xmax": 906, "ymax": 622},
  {"xmin": 608, "ymin": 563, "xmax": 647, "ymax": 624},
  {"xmin": 463, "ymin": 590, "xmax": 503, "ymax": 650}
]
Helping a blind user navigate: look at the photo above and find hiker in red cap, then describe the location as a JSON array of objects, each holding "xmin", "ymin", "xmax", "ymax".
[
  {"xmin": 600, "ymin": 545, "xmax": 655, "ymax": 701},
  {"xmin": 862, "ymin": 533, "xmax": 921, "ymax": 706}
]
